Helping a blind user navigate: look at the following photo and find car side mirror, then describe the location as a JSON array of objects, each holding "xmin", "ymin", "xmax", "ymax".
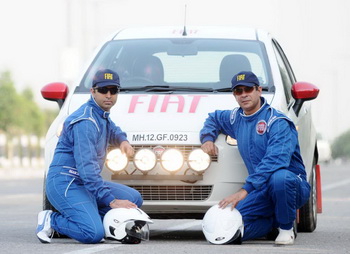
[
  {"xmin": 291, "ymin": 82, "xmax": 319, "ymax": 116},
  {"xmin": 41, "ymin": 82, "xmax": 69, "ymax": 108}
]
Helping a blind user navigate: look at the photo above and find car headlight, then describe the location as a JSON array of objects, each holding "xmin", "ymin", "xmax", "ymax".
[
  {"xmin": 134, "ymin": 149, "xmax": 157, "ymax": 172},
  {"xmin": 226, "ymin": 135, "xmax": 238, "ymax": 146},
  {"xmin": 160, "ymin": 148, "xmax": 184, "ymax": 172},
  {"xmin": 56, "ymin": 122, "xmax": 64, "ymax": 137},
  {"xmin": 106, "ymin": 148, "xmax": 128, "ymax": 172},
  {"xmin": 188, "ymin": 149, "xmax": 211, "ymax": 172}
]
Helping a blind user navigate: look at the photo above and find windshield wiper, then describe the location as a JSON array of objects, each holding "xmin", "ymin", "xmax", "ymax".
[
  {"xmin": 120, "ymin": 85, "xmax": 272, "ymax": 93},
  {"xmin": 214, "ymin": 86, "xmax": 272, "ymax": 92},
  {"xmin": 214, "ymin": 87, "xmax": 232, "ymax": 92},
  {"xmin": 120, "ymin": 86, "xmax": 215, "ymax": 93}
]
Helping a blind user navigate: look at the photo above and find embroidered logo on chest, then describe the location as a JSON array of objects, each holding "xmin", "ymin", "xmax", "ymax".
[{"xmin": 256, "ymin": 120, "xmax": 267, "ymax": 135}]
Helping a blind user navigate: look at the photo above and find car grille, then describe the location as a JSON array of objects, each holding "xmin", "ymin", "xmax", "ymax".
[
  {"xmin": 133, "ymin": 145, "xmax": 218, "ymax": 162},
  {"xmin": 129, "ymin": 185, "xmax": 213, "ymax": 201}
]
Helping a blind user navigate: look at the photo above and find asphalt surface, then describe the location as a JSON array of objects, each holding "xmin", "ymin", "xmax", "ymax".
[{"xmin": 0, "ymin": 161, "xmax": 349, "ymax": 253}]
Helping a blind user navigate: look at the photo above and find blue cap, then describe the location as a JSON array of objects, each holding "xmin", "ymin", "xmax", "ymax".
[
  {"xmin": 92, "ymin": 69, "xmax": 120, "ymax": 88},
  {"xmin": 231, "ymin": 71, "xmax": 259, "ymax": 90}
]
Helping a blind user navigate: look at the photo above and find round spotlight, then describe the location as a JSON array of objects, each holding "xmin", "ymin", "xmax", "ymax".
[
  {"xmin": 188, "ymin": 149, "xmax": 211, "ymax": 172},
  {"xmin": 105, "ymin": 148, "xmax": 128, "ymax": 172},
  {"xmin": 134, "ymin": 149, "xmax": 157, "ymax": 172},
  {"xmin": 160, "ymin": 148, "xmax": 184, "ymax": 172},
  {"xmin": 226, "ymin": 135, "xmax": 238, "ymax": 146}
]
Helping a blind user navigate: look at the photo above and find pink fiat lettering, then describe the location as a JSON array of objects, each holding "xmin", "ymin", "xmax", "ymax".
[
  {"xmin": 128, "ymin": 95, "xmax": 207, "ymax": 113},
  {"xmin": 161, "ymin": 95, "xmax": 185, "ymax": 112}
]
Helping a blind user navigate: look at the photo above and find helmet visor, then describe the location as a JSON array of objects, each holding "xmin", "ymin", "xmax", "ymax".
[{"xmin": 125, "ymin": 220, "xmax": 150, "ymax": 241}]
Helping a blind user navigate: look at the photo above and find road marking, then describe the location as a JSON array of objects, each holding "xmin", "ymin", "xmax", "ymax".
[
  {"xmin": 62, "ymin": 220, "xmax": 200, "ymax": 254},
  {"xmin": 322, "ymin": 197, "xmax": 350, "ymax": 202},
  {"xmin": 322, "ymin": 178, "xmax": 350, "ymax": 192},
  {"xmin": 63, "ymin": 244, "xmax": 122, "ymax": 254}
]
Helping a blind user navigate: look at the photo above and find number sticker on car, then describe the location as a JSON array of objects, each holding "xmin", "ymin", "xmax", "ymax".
[{"xmin": 130, "ymin": 132, "xmax": 197, "ymax": 144}]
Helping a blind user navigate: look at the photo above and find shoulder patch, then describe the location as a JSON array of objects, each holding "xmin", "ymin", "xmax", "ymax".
[
  {"xmin": 256, "ymin": 120, "xmax": 267, "ymax": 135},
  {"xmin": 230, "ymin": 107, "xmax": 239, "ymax": 125}
]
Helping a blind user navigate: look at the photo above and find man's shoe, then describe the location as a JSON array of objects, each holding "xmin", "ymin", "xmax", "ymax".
[
  {"xmin": 275, "ymin": 228, "xmax": 295, "ymax": 245},
  {"xmin": 36, "ymin": 210, "xmax": 53, "ymax": 243}
]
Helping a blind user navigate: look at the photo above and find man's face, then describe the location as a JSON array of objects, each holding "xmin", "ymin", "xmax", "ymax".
[
  {"xmin": 90, "ymin": 86, "xmax": 118, "ymax": 111},
  {"xmin": 233, "ymin": 85, "xmax": 262, "ymax": 115}
]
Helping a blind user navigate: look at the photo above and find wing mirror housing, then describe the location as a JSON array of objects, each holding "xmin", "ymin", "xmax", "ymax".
[
  {"xmin": 41, "ymin": 82, "xmax": 69, "ymax": 108},
  {"xmin": 291, "ymin": 81, "xmax": 319, "ymax": 116}
]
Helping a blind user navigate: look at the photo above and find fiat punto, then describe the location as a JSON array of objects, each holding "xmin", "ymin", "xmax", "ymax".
[{"xmin": 41, "ymin": 26, "xmax": 321, "ymax": 232}]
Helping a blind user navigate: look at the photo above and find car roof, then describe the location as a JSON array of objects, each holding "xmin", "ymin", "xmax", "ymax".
[{"xmin": 112, "ymin": 26, "xmax": 268, "ymax": 41}]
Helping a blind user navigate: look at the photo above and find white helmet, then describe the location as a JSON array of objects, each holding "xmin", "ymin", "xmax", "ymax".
[
  {"xmin": 202, "ymin": 204, "xmax": 244, "ymax": 244},
  {"xmin": 103, "ymin": 208, "xmax": 153, "ymax": 244}
]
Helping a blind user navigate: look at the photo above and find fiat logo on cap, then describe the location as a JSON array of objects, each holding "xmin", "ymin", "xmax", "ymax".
[{"xmin": 153, "ymin": 146, "xmax": 166, "ymax": 157}]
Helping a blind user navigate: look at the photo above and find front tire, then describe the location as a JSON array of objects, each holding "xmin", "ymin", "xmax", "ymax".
[
  {"xmin": 298, "ymin": 158, "xmax": 317, "ymax": 232},
  {"xmin": 42, "ymin": 174, "xmax": 55, "ymax": 211}
]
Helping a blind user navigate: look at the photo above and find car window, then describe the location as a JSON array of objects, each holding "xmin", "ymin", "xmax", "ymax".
[
  {"xmin": 272, "ymin": 39, "xmax": 296, "ymax": 106},
  {"xmin": 77, "ymin": 39, "xmax": 273, "ymax": 93},
  {"xmin": 156, "ymin": 52, "xmax": 265, "ymax": 83}
]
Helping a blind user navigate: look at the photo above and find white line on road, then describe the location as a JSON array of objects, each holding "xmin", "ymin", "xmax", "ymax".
[
  {"xmin": 62, "ymin": 220, "xmax": 201, "ymax": 254},
  {"xmin": 322, "ymin": 178, "xmax": 350, "ymax": 192},
  {"xmin": 63, "ymin": 244, "xmax": 123, "ymax": 254}
]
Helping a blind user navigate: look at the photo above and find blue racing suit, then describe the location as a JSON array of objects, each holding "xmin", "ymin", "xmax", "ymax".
[
  {"xmin": 46, "ymin": 96, "xmax": 142, "ymax": 243},
  {"xmin": 200, "ymin": 97, "xmax": 310, "ymax": 240}
]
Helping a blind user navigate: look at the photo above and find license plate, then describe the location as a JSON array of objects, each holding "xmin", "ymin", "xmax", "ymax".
[{"xmin": 130, "ymin": 132, "xmax": 198, "ymax": 144}]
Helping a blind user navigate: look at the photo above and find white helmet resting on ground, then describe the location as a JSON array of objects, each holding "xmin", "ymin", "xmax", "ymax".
[
  {"xmin": 202, "ymin": 204, "xmax": 244, "ymax": 245},
  {"xmin": 103, "ymin": 207, "xmax": 153, "ymax": 244}
]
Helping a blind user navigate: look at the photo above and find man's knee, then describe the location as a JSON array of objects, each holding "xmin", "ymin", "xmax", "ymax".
[
  {"xmin": 134, "ymin": 190, "xmax": 143, "ymax": 207},
  {"xmin": 78, "ymin": 226, "xmax": 105, "ymax": 244},
  {"xmin": 269, "ymin": 170, "xmax": 297, "ymax": 192},
  {"xmin": 68, "ymin": 217, "xmax": 105, "ymax": 244}
]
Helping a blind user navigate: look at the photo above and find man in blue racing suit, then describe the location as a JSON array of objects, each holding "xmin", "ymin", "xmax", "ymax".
[
  {"xmin": 200, "ymin": 71, "xmax": 310, "ymax": 245},
  {"xmin": 36, "ymin": 69, "xmax": 142, "ymax": 244}
]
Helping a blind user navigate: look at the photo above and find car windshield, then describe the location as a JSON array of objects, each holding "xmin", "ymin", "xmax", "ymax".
[{"xmin": 77, "ymin": 38, "xmax": 272, "ymax": 93}]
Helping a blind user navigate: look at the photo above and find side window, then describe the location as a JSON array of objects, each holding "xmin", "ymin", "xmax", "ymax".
[{"xmin": 272, "ymin": 39, "xmax": 296, "ymax": 106}]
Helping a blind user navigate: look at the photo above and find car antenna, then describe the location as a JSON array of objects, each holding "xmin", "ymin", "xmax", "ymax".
[{"xmin": 182, "ymin": 4, "xmax": 187, "ymax": 36}]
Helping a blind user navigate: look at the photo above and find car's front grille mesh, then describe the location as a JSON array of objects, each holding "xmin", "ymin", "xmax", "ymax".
[{"xmin": 128, "ymin": 185, "xmax": 213, "ymax": 201}]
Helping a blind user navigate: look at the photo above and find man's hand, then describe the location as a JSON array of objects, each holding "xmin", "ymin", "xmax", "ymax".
[
  {"xmin": 120, "ymin": 141, "xmax": 135, "ymax": 158},
  {"xmin": 218, "ymin": 189, "xmax": 248, "ymax": 210},
  {"xmin": 201, "ymin": 141, "xmax": 218, "ymax": 156},
  {"xmin": 109, "ymin": 199, "xmax": 137, "ymax": 209}
]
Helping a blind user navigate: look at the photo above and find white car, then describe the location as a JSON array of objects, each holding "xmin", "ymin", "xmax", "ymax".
[{"xmin": 41, "ymin": 26, "xmax": 321, "ymax": 232}]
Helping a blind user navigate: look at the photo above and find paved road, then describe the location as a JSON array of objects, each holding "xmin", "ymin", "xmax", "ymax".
[{"xmin": 0, "ymin": 161, "xmax": 349, "ymax": 253}]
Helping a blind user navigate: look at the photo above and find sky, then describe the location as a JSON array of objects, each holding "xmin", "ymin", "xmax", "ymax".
[{"xmin": 0, "ymin": 0, "xmax": 349, "ymax": 141}]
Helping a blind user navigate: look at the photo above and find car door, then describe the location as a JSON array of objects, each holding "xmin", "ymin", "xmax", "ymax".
[{"xmin": 271, "ymin": 39, "xmax": 315, "ymax": 172}]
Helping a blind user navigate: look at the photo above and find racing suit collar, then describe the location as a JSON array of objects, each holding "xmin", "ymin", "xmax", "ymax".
[
  {"xmin": 240, "ymin": 97, "xmax": 267, "ymax": 119},
  {"xmin": 89, "ymin": 96, "xmax": 110, "ymax": 119}
]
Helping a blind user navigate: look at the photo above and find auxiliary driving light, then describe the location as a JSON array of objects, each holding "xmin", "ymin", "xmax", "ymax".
[
  {"xmin": 160, "ymin": 148, "xmax": 184, "ymax": 172},
  {"xmin": 226, "ymin": 135, "xmax": 238, "ymax": 146},
  {"xmin": 56, "ymin": 122, "xmax": 64, "ymax": 137},
  {"xmin": 188, "ymin": 149, "xmax": 211, "ymax": 172},
  {"xmin": 134, "ymin": 148, "xmax": 157, "ymax": 172},
  {"xmin": 106, "ymin": 148, "xmax": 128, "ymax": 172}
]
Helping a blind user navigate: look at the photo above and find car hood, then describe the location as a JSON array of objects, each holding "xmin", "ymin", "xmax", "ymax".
[{"xmin": 68, "ymin": 93, "xmax": 274, "ymax": 144}]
